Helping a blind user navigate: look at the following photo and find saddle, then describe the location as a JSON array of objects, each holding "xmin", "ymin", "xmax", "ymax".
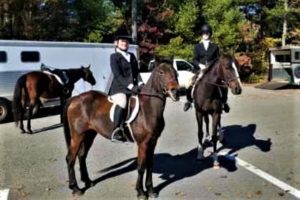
[
  {"xmin": 108, "ymin": 95, "xmax": 140, "ymax": 142},
  {"xmin": 41, "ymin": 64, "xmax": 69, "ymax": 87}
]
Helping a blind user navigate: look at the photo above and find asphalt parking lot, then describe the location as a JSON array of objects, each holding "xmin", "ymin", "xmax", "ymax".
[{"xmin": 0, "ymin": 85, "xmax": 300, "ymax": 200}]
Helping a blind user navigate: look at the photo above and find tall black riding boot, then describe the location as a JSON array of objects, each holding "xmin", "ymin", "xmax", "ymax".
[
  {"xmin": 220, "ymin": 87, "xmax": 230, "ymax": 113},
  {"xmin": 111, "ymin": 105, "xmax": 127, "ymax": 142},
  {"xmin": 183, "ymin": 87, "xmax": 193, "ymax": 111}
]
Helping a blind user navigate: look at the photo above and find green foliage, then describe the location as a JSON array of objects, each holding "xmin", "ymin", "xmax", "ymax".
[
  {"xmin": 174, "ymin": 0, "xmax": 199, "ymax": 41},
  {"xmin": 155, "ymin": 36, "xmax": 193, "ymax": 61},
  {"xmin": 202, "ymin": 0, "xmax": 244, "ymax": 51}
]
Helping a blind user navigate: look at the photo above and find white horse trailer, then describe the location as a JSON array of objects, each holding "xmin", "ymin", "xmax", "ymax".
[
  {"xmin": 269, "ymin": 46, "xmax": 300, "ymax": 85},
  {"xmin": 0, "ymin": 40, "xmax": 138, "ymax": 122}
]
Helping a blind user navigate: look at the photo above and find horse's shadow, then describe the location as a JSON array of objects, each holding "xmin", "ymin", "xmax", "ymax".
[
  {"xmin": 87, "ymin": 148, "xmax": 237, "ymax": 195},
  {"xmin": 218, "ymin": 124, "xmax": 272, "ymax": 155},
  {"xmin": 31, "ymin": 123, "xmax": 63, "ymax": 134},
  {"xmin": 85, "ymin": 124, "xmax": 272, "ymax": 195}
]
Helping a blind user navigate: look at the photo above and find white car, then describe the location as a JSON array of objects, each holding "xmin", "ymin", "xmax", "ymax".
[{"xmin": 140, "ymin": 58, "xmax": 196, "ymax": 89}]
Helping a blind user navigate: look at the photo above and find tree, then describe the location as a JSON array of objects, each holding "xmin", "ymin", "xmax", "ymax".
[{"xmin": 202, "ymin": 0, "xmax": 244, "ymax": 52}]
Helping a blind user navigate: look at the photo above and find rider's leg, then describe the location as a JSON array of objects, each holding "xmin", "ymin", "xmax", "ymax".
[
  {"xmin": 183, "ymin": 71, "xmax": 200, "ymax": 111},
  {"xmin": 111, "ymin": 93, "xmax": 127, "ymax": 142}
]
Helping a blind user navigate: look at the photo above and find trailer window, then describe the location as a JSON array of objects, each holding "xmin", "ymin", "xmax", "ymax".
[
  {"xmin": 0, "ymin": 51, "xmax": 7, "ymax": 63},
  {"xmin": 295, "ymin": 52, "xmax": 300, "ymax": 60},
  {"xmin": 275, "ymin": 54, "xmax": 290, "ymax": 63},
  {"xmin": 21, "ymin": 51, "xmax": 40, "ymax": 62}
]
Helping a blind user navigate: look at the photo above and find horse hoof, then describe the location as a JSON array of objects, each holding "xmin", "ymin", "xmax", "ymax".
[
  {"xmin": 21, "ymin": 129, "xmax": 26, "ymax": 134},
  {"xmin": 72, "ymin": 189, "xmax": 83, "ymax": 196},
  {"xmin": 85, "ymin": 181, "xmax": 94, "ymax": 188},
  {"xmin": 148, "ymin": 191, "xmax": 158, "ymax": 198},
  {"xmin": 213, "ymin": 163, "xmax": 220, "ymax": 169},
  {"xmin": 137, "ymin": 194, "xmax": 147, "ymax": 200}
]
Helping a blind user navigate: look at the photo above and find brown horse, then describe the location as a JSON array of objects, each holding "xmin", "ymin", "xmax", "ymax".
[
  {"xmin": 192, "ymin": 54, "xmax": 242, "ymax": 167},
  {"xmin": 13, "ymin": 65, "xmax": 96, "ymax": 134},
  {"xmin": 63, "ymin": 57, "xmax": 179, "ymax": 199}
]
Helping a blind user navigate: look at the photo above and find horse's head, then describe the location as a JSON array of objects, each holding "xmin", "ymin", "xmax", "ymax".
[
  {"xmin": 81, "ymin": 65, "xmax": 96, "ymax": 86},
  {"xmin": 151, "ymin": 56, "xmax": 180, "ymax": 101},
  {"xmin": 217, "ymin": 55, "xmax": 242, "ymax": 95}
]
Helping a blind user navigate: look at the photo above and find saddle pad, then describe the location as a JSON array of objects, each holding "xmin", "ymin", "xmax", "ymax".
[
  {"xmin": 42, "ymin": 70, "xmax": 64, "ymax": 86},
  {"xmin": 108, "ymin": 95, "xmax": 140, "ymax": 124}
]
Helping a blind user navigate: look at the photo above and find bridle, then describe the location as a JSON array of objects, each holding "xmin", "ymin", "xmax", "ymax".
[
  {"xmin": 206, "ymin": 60, "xmax": 240, "ymax": 88},
  {"xmin": 139, "ymin": 62, "xmax": 178, "ymax": 100}
]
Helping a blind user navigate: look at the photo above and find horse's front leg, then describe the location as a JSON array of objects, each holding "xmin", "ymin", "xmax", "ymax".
[
  {"xmin": 145, "ymin": 138, "xmax": 158, "ymax": 198},
  {"xmin": 203, "ymin": 114, "xmax": 210, "ymax": 143},
  {"xmin": 212, "ymin": 112, "xmax": 221, "ymax": 168},
  {"xmin": 196, "ymin": 111, "xmax": 205, "ymax": 160},
  {"xmin": 136, "ymin": 142, "xmax": 148, "ymax": 200}
]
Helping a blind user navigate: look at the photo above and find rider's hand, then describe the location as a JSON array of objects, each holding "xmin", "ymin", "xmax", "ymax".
[{"xmin": 131, "ymin": 85, "xmax": 140, "ymax": 94}]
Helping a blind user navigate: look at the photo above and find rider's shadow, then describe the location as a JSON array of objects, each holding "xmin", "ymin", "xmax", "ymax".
[
  {"xmin": 92, "ymin": 148, "xmax": 237, "ymax": 195},
  {"xmin": 219, "ymin": 124, "xmax": 272, "ymax": 155}
]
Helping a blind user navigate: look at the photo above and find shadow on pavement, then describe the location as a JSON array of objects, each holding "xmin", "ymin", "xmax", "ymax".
[
  {"xmin": 219, "ymin": 124, "xmax": 272, "ymax": 155},
  {"xmin": 87, "ymin": 148, "xmax": 237, "ymax": 195}
]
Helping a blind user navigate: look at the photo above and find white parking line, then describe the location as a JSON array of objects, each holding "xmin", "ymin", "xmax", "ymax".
[
  {"xmin": 0, "ymin": 189, "xmax": 9, "ymax": 200},
  {"xmin": 220, "ymin": 152, "xmax": 300, "ymax": 199}
]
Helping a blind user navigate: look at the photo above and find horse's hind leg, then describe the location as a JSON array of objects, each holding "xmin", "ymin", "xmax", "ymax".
[
  {"xmin": 196, "ymin": 111, "xmax": 205, "ymax": 160},
  {"xmin": 66, "ymin": 134, "xmax": 84, "ymax": 195},
  {"xmin": 78, "ymin": 131, "xmax": 97, "ymax": 188},
  {"xmin": 145, "ymin": 139, "xmax": 158, "ymax": 198},
  {"xmin": 26, "ymin": 104, "xmax": 34, "ymax": 134},
  {"xmin": 19, "ymin": 107, "xmax": 26, "ymax": 133}
]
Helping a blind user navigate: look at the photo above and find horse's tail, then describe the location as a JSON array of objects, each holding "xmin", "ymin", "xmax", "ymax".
[
  {"xmin": 12, "ymin": 75, "xmax": 26, "ymax": 126},
  {"xmin": 63, "ymin": 98, "xmax": 72, "ymax": 148}
]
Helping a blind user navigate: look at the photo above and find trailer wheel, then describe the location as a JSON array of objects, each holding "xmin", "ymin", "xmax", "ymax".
[{"xmin": 0, "ymin": 99, "xmax": 11, "ymax": 123}]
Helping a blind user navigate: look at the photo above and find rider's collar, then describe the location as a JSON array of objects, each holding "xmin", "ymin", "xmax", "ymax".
[{"xmin": 116, "ymin": 48, "xmax": 131, "ymax": 62}]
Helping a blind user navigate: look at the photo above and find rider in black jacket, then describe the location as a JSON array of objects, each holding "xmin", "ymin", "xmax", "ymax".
[
  {"xmin": 183, "ymin": 24, "xmax": 230, "ymax": 113},
  {"xmin": 109, "ymin": 30, "xmax": 144, "ymax": 142}
]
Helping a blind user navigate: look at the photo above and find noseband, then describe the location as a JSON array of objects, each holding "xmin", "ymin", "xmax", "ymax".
[
  {"xmin": 208, "ymin": 60, "xmax": 239, "ymax": 88},
  {"xmin": 140, "ymin": 63, "xmax": 178, "ymax": 100}
]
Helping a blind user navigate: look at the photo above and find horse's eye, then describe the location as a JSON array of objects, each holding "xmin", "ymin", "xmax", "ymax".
[{"xmin": 159, "ymin": 70, "xmax": 164, "ymax": 75}]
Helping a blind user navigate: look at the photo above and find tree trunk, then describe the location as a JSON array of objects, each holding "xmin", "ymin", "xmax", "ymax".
[{"xmin": 282, "ymin": 0, "xmax": 288, "ymax": 46}]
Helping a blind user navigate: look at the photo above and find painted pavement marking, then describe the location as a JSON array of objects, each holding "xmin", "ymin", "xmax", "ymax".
[
  {"xmin": 0, "ymin": 189, "xmax": 9, "ymax": 200},
  {"xmin": 219, "ymin": 152, "xmax": 300, "ymax": 199}
]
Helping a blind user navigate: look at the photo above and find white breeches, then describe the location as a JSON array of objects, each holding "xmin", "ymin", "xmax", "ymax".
[{"xmin": 110, "ymin": 93, "xmax": 127, "ymax": 108}]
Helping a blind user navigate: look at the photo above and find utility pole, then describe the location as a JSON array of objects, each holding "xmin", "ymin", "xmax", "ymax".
[
  {"xmin": 282, "ymin": 0, "xmax": 288, "ymax": 46},
  {"xmin": 131, "ymin": 0, "xmax": 138, "ymax": 44}
]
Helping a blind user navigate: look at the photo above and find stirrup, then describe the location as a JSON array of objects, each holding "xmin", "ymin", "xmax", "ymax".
[{"xmin": 111, "ymin": 127, "xmax": 127, "ymax": 143}]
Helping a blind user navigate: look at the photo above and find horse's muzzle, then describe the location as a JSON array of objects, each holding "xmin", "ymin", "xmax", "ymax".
[
  {"xmin": 168, "ymin": 88, "xmax": 180, "ymax": 101},
  {"xmin": 231, "ymin": 86, "xmax": 242, "ymax": 95}
]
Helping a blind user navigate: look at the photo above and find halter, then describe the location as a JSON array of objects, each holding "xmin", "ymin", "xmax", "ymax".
[
  {"xmin": 139, "ymin": 62, "xmax": 178, "ymax": 100},
  {"xmin": 206, "ymin": 61, "xmax": 240, "ymax": 88}
]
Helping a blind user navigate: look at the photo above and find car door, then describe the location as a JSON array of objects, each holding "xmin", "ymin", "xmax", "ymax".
[{"xmin": 175, "ymin": 60, "xmax": 195, "ymax": 88}]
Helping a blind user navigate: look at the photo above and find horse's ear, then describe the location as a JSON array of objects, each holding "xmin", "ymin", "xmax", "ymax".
[{"xmin": 87, "ymin": 64, "xmax": 91, "ymax": 69}]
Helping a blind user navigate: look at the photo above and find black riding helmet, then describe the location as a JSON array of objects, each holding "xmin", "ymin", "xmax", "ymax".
[
  {"xmin": 114, "ymin": 28, "xmax": 132, "ymax": 42},
  {"xmin": 201, "ymin": 24, "xmax": 212, "ymax": 35}
]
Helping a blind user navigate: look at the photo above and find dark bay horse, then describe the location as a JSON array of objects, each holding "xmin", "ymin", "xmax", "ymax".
[
  {"xmin": 193, "ymin": 54, "xmax": 242, "ymax": 167},
  {"xmin": 13, "ymin": 65, "xmax": 96, "ymax": 134},
  {"xmin": 63, "ymin": 57, "xmax": 179, "ymax": 199}
]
